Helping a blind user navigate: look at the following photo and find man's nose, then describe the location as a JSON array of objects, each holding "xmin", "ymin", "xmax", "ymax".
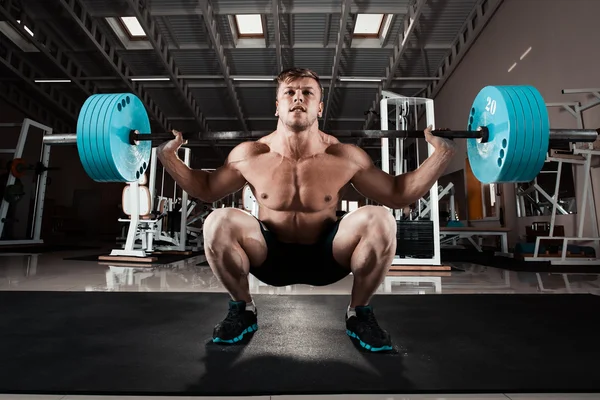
[{"xmin": 293, "ymin": 90, "xmax": 304, "ymax": 102}]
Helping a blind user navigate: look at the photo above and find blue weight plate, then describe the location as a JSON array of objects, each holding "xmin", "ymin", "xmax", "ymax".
[
  {"xmin": 495, "ymin": 86, "xmax": 526, "ymax": 182},
  {"xmin": 522, "ymin": 86, "xmax": 550, "ymax": 181},
  {"xmin": 78, "ymin": 94, "xmax": 105, "ymax": 181},
  {"xmin": 467, "ymin": 86, "xmax": 518, "ymax": 183},
  {"xmin": 106, "ymin": 94, "xmax": 151, "ymax": 182},
  {"xmin": 88, "ymin": 94, "xmax": 114, "ymax": 181},
  {"xmin": 96, "ymin": 94, "xmax": 124, "ymax": 181},
  {"xmin": 91, "ymin": 94, "xmax": 119, "ymax": 181},
  {"xmin": 509, "ymin": 85, "xmax": 541, "ymax": 182},
  {"xmin": 76, "ymin": 95, "xmax": 94, "ymax": 180}
]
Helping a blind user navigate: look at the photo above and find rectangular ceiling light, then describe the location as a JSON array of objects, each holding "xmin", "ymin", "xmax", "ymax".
[
  {"xmin": 353, "ymin": 14, "xmax": 384, "ymax": 35},
  {"xmin": 35, "ymin": 79, "xmax": 71, "ymax": 83},
  {"xmin": 235, "ymin": 14, "xmax": 263, "ymax": 35},
  {"xmin": 130, "ymin": 77, "xmax": 170, "ymax": 81},
  {"xmin": 339, "ymin": 77, "xmax": 381, "ymax": 82},
  {"xmin": 120, "ymin": 17, "xmax": 147, "ymax": 37},
  {"xmin": 232, "ymin": 76, "xmax": 273, "ymax": 81}
]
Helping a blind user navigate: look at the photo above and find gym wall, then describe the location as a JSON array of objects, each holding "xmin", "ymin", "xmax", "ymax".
[
  {"xmin": 0, "ymin": 99, "xmax": 124, "ymax": 241},
  {"xmin": 433, "ymin": 0, "xmax": 600, "ymax": 244}
]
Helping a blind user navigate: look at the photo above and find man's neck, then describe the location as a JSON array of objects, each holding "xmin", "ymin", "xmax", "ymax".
[{"xmin": 275, "ymin": 122, "xmax": 320, "ymax": 160}]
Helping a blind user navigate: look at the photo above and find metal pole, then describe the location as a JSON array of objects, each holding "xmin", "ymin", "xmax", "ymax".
[
  {"xmin": 577, "ymin": 154, "xmax": 593, "ymax": 238},
  {"xmin": 41, "ymin": 128, "xmax": 600, "ymax": 146},
  {"xmin": 179, "ymin": 148, "xmax": 191, "ymax": 251},
  {"xmin": 549, "ymin": 161, "xmax": 563, "ymax": 236}
]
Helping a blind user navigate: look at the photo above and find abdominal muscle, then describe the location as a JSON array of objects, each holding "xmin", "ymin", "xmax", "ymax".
[{"xmin": 257, "ymin": 207, "xmax": 338, "ymax": 244}]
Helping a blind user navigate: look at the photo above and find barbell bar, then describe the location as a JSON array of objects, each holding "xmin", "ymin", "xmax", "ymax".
[
  {"xmin": 41, "ymin": 85, "xmax": 598, "ymax": 184},
  {"xmin": 43, "ymin": 126, "xmax": 598, "ymax": 145}
]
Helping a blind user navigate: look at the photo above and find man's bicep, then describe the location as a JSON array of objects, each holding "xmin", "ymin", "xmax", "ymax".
[
  {"xmin": 205, "ymin": 163, "xmax": 247, "ymax": 202},
  {"xmin": 204, "ymin": 142, "xmax": 258, "ymax": 201},
  {"xmin": 350, "ymin": 165, "xmax": 397, "ymax": 207}
]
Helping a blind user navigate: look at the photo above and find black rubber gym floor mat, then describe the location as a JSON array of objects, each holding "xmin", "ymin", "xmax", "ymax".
[{"xmin": 0, "ymin": 291, "xmax": 598, "ymax": 396}]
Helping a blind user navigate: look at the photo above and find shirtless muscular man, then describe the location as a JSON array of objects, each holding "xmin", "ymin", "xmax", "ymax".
[{"xmin": 157, "ymin": 68, "xmax": 456, "ymax": 352}]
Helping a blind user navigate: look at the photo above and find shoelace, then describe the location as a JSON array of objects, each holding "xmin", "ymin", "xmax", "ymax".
[
  {"xmin": 359, "ymin": 310, "xmax": 386, "ymax": 338},
  {"xmin": 222, "ymin": 307, "xmax": 245, "ymax": 328}
]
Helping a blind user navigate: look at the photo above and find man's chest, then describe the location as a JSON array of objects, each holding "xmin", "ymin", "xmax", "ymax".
[{"xmin": 240, "ymin": 154, "xmax": 355, "ymax": 211}]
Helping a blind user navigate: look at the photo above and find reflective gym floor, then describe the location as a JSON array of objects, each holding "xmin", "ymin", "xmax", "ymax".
[{"xmin": 1, "ymin": 244, "xmax": 599, "ymax": 400}]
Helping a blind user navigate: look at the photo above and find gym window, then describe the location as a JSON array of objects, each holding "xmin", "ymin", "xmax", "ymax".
[
  {"xmin": 118, "ymin": 17, "xmax": 147, "ymax": 40},
  {"xmin": 105, "ymin": 17, "xmax": 152, "ymax": 49},
  {"xmin": 353, "ymin": 14, "xmax": 393, "ymax": 40},
  {"xmin": 233, "ymin": 14, "xmax": 264, "ymax": 38}
]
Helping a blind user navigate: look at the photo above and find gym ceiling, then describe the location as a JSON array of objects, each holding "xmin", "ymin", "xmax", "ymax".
[{"xmin": 0, "ymin": 0, "xmax": 500, "ymax": 167}]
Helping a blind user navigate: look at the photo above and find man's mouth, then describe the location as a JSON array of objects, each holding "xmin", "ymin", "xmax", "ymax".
[{"xmin": 290, "ymin": 107, "xmax": 305, "ymax": 112}]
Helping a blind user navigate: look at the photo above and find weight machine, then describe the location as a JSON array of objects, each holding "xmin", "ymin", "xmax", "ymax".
[
  {"xmin": 110, "ymin": 146, "xmax": 200, "ymax": 259},
  {"xmin": 0, "ymin": 118, "xmax": 51, "ymax": 246},
  {"xmin": 519, "ymin": 88, "xmax": 600, "ymax": 265}
]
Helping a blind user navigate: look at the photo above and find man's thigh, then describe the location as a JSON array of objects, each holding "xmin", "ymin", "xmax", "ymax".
[{"xmin": 331, "ymin": 206, "xmax": 397, "ymax": 268}]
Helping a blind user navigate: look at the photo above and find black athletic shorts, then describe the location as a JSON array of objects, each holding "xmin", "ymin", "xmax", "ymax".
[{"xmin": 248, "ymin": 216, "xmax": 351, "ymax": 287}]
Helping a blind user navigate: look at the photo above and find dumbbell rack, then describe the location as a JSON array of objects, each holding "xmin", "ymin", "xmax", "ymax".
[
  {"xmin": 522, "ymin": 88, "xmax": 600, "ymax": 265},
  {"xmin": 0, "ymin": 118, "xmax": 51, "ymax": 246}
]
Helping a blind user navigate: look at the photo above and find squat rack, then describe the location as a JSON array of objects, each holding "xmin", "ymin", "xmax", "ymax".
[
  {"xmin": 379, "ymin": 90, "xmax": 442, "ymax": 266},
  {"xmin": 0, "ymin": 118, "xmax": 51, "ymax": 246}
]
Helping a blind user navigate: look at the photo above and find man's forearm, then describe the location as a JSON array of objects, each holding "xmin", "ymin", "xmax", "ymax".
[
  {"xmin": 157, "ymin": 151, "xmax": 209, "ymax": 201},
  {"xmin": 393, "ymin": 148, "xmax": 455, "ymax": 207}
]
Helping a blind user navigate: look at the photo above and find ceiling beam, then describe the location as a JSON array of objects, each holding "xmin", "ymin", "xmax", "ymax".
[
  {"xmin": 197, "ymin": 0, "xmax": 248, "ymax": 132},
  {"xmin": 0, "ymin": 0, "xmax": 98, "ymax": 101},
  {"xmin": 146, "ymin": 5, "xmax": 409, "ymax": 16},
  {"xmin": 0, "ymin": 81, "xmax": 73, "ymax": 134},
  {"xmin": 272, "ymin": 0, "xmax": 283, "ymax": 72},
  {"xmin": 363, "ymin": 0, "xmax": 426, "ymax": 130},
  {"xmin": 414, "ymin": 27, "xmax": 431, "ymax": 77},
  {"xmin": 69, "ymin": 75, "xmax": 440, "ymax": 82},
  {"xmin": 160, "ymin": 16, "xmax": 181, "ymax": 50},
  {"xmin": 323, "ymin": 14, "xmax": 331, "ymax": 48},
  {"xmin": 423, "ymin": 0, "xmax": 504, "ymax": 99},
  {"xmin": 59, "ymin": 40, "xmax": 453, "ymax": 52},
  {"xmin": 124, "ymin": 0, "xmax": 210, "ymax": 133},
  {"xmin": 323, "ymin": 0, "xmax": 352, "ymax": 129},
  {"xmin": 0, "ymin": 35, "xmax": 80, "ymax": 123},
  {"xmin": 96, "ymin": 80, "xmax": 428, "ymax": 90},
  {"xmin": 57, "ymin": 0, "xmax": 171, "ymax": 133}
]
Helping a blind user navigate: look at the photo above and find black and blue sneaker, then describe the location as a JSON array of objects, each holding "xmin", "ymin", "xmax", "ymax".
[
  {"xmin": 212, "ymin": 300, "xmax": 258, "ymax": 344},
  {"xmin": 345, "ymin": 305, "xmax": 393, "ymax": 352}
]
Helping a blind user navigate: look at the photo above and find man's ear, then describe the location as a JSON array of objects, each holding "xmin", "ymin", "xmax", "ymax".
[
  {"xmin": 275, "ymin": 101, "xmax": 279, "ymax": 116},
  {"xmin": 318, "ymin": 102, "xmax": 323, "ymax": 117}
]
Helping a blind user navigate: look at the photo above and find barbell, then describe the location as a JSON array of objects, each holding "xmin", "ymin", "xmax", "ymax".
[{"xmin": 41, "ymin": 85, "xmax": 598, "ymax": 184}]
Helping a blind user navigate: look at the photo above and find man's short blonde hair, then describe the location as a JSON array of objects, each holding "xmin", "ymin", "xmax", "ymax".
[{"xmin": 275, "ymin": 68, "xmax": 324, "ymax": 101}]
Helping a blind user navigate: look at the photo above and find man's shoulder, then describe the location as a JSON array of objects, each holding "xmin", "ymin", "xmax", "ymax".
[
  {"xmin": 227, "ymin": 140, "xmax": 271, "ymax": 164},
  {"xmin": 326, "ymin": 141, "xmax": 372, "ymax": 169}
]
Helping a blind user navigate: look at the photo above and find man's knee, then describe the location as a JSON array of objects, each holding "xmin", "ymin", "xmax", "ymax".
[
  {"xmin": 203, "ymin": 208, "xmax": 244, "ymax": 236},
  {"xmin": 355, "ymin": 205, "xmax": 397, "ymax": 238}
]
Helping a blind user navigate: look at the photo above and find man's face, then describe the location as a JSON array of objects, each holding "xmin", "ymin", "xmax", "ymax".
[{"xmin": 276, "ymin": 77, "xmax": 323, "ymax": 132}]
